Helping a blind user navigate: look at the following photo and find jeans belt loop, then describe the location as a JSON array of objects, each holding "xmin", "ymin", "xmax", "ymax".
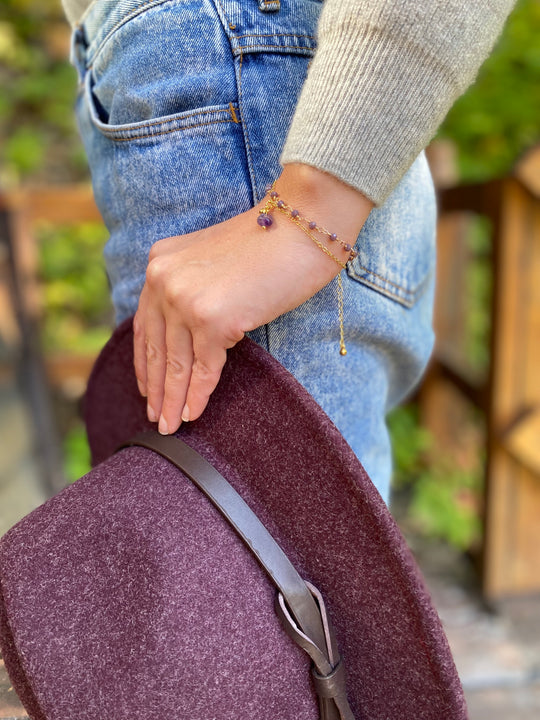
[{"xmin": 258, "ymin": 0, "xmax": 280, "ymax": 12}]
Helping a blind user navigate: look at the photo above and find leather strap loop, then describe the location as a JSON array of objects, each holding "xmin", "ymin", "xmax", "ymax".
[
  {"xmin": 276, "ymin": 590, "xmax": 355, "ymax": 720},
  {"xmin": 312, "ymin": 662, "xmax": 348, "ymax": 701},
  {"xmin": 121, "ymin": 432, "xmax": 355, "ymax": 720}
]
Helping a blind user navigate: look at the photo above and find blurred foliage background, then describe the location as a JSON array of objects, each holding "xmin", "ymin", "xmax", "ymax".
[
  {"xmin": 0, "ymin": 0, "xmax": 87, "ymax": 185},
  {"xmin": 1, "ymin": 0, "xmax": 539, "ymax": 546}
]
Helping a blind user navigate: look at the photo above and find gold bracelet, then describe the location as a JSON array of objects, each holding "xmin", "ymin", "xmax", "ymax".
[
  {"xmin": 257, "ymin": 187, "xmax": 358, "ymax": 264},
  {"xmin": 257, "ymin": 185, "xmax": 357, "ymax": 356}
]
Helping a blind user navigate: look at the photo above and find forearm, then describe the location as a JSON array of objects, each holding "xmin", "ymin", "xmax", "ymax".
[
  {"xmin": 281, "ymin": 0, "xmax": 516, "ymax": 205},
  {"xmin": 270, "ymin": 163, "xmax": 374, "ymax": 263}
]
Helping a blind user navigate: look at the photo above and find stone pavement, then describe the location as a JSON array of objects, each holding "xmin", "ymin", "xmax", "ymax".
[
  {"xmin": 0, "ymin": 658, "xmax": 27, "ymax": 720},
  {"xmin": 0, "ymin": 382, "xmax": 46, "ymax": 538},
  {"xmin": 0, "ymin": 352, "xmax": 44, "ymax": 719},
  {"xmin": 410, "ymin": 536, "xmax": 540, "ymax": 720}
]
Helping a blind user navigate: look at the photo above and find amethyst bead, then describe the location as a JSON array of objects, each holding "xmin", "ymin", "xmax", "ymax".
[
  {"xmin": 344, "ymin": 243, "xmax": 351, "ymax": 252},
  {"xmin": 330, "ymin": 233, "xmax": 338, "ymax": 242},
  {"xmin": 291, "ymin": 209, "xmax": 299, "ymax": 218},
  {"xmin": 308, "ymin": 221, "xmax": 317, "ymax": 230},
  {"xmin": 257, "ymin": 213, "xmax": 273, "ymax": 228},
  {"xmin": 277, "ymin": 200, "xmax": 285, "ymax": 208},
  {"xmin": 270, "ymin": 191, "xmax": 279, "ymax": 199}
]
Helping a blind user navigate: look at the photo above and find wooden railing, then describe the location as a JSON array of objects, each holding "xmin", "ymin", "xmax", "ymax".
[
  {"xmin": 421, "ymin": 145, "xmax": 540, "ymax": 599},
  {"xmin": 0, "ymin": 185, "xmax": 103, "ymax": 495}
]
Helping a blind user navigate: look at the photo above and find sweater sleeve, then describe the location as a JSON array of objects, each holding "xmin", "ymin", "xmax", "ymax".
[{"xmin": 280, "ymin": 0, "xmax": 516, "ymax": 205}]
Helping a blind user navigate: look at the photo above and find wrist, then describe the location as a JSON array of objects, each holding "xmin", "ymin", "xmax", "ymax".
[{"xmin": 275, "ymin": 163, "xmax": 373, "ymax": 242}]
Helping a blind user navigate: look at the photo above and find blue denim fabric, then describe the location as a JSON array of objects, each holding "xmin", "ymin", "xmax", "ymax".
[{"xmin": 72, "ymin": 0, "xmax": 436, "ymax": 502}]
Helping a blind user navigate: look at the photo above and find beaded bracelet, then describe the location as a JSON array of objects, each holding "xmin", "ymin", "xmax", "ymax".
[
  {"xmin": 257, "ymin": 188, "xmax": 358, "ymax": 264},
  {"xmin": 256, "ymin": 185, "xmax": 357, "ymax": 356}
]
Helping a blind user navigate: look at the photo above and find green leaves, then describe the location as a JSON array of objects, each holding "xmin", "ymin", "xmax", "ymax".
[
  {"xmin": 4, "ymin": 126, "xmax": 45, "ymax": 175},
  {"xmin": 439, "ymin": 0, "xmax": 540, "ymax": 182},
  {"xmin": 388, "ymin": 405, "xmax": 483, "ymax": 551},
  {"xmin": 0, "ymin": 1, "xmax": 82, "ymax": 184},
  {"xmin": 38, "ymin": 222, "xmax": 113, "ymax": 353}
]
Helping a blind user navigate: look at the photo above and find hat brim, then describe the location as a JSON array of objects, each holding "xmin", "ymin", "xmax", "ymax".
[{"xmin": 0, "ymin": 319, "xmax": 467, "ymax": 719}]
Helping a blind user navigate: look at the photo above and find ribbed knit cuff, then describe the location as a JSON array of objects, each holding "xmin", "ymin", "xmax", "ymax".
[{"xmin": 281, "ymin": 1, "xmax": 515, "ymax": 206}]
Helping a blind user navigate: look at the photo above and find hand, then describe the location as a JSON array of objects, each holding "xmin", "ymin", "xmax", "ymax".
[{"xmin": 133, "ymin": 164, "xmax": 373, "ymax": 434}]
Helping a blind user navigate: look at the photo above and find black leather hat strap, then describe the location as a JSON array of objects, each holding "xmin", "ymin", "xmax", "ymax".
[{"xmin": 122, "ymin": 431, "xmax": 355, "ymax": 720}]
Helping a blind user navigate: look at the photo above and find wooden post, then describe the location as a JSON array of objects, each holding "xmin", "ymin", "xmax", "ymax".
[
  {"xmin": 422, "ymin": 144, "xmax": 540, "ymax": 599},
  {"xmin": 483, "ymin": 161, "xmax": 540, "ymax": 597},
  {"xmin": 0, "ymin": 186, "xmax": 103, "ymax": 496}
]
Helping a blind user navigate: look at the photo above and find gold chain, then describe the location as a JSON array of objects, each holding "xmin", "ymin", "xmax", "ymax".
[
  {"xmin": 337, "ymin": 273, "xmax": 346, "ymax": 356},
  {"xmin": 283, "ymin": 210, "xmax": 347, "ymax": 270},
  {"xmin": 258, "ymin": 189, "xmax": 350, "ymax": 356}
]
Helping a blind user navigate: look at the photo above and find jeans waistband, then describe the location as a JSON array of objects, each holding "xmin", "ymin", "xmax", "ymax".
[{"xmin": 73, "ymin": 0, "xmax": 321, "ymax": 71}]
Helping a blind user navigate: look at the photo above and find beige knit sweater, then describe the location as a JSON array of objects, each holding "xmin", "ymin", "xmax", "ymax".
[{"xmin": 62, "ymin": 0, "xmax": 515, "ymax": 205}]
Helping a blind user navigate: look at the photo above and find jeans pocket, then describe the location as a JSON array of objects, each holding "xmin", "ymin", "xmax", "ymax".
[
  {"xmin": 346, "ymin": 153, "xmax": 437, "ymax": 308},
  {"xmin": 85, "ymin": 69, "xmax": 242, "ymax": 142},
  {"xmin": 82, "ymin": 0, "xmax": 240, "ymax": 141}
]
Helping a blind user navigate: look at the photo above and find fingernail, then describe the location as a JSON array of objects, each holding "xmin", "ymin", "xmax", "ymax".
[
  {"xmin": 147, "ymin": 404, "xmax": 157, "ymax": 423},
  {"xmin": 137, "ymin": 379, "xmax": 147, "ymax": 398},
  {"xmin": 158, "ymin": 416, "xmax": 169, "ymax": 435},
  {"xmin": 181, "ymin": 405, "xmax": 190, "ymax": 423}
]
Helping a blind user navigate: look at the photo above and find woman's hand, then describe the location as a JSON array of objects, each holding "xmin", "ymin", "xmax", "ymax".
[{"xmin": 133, "ymin": 163, "xmax": 373, "ymax": 434}]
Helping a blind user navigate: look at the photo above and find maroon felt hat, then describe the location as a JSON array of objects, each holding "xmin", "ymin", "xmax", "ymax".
[{"xmin": 0, "ymin": 319, "xmax": 468, "ymax": 719}]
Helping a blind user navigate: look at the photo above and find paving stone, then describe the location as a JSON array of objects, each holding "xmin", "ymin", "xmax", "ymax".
[
  {"xmin": 0, "ymin": 381, "xmax": 46, "ymax": 537},
  {"xmin": 465, "ymin": 682, "xmax": 540, "ymax": 720},
  {"xmin": 0, "ymin": 660, "xmax": 27, "ymax": 719},
  {"xmin": 412, "ymin": 537, "xmax": 540, "ymax": 720}
]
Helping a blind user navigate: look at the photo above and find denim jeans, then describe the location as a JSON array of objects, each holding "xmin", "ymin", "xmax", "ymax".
[{"xmin": 71, "ymin": 0, "xmax": 436, "ymax": 502}]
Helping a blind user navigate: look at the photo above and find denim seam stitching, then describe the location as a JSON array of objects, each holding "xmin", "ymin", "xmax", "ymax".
[
  {"xmin": 234, "ymin": 46, "xmax": 258, "ymax": 199},
  {"xmin": 214, "ymin": 0, "xmax": 234, "ymax": 30},
  {"xmin": 233, "ymin": 33, "xmax": 316, "ymax": 40},
  {"xmin": 347, "ymin": 265, "xmax": 433, "ymax": 305},
  {"xmin": 350, "ymin": 262, "xmax": 420, "ymax": 295},
  {"xmin": 100, "ymin": 118, "xmax": 236, "ymax": 141},
  {"xmin": 212, "ymin": 0, "xmax": 258, "ymax": 202},
  {"xmin": 93, "ymin": 105, "xmax": 239, "ymax": 134},
  {"xmin": 348, "ymin": 277, "xmax": 415, "ymax": 308},
  {"xmin": 235, "ymin": 44, "xmax": 314, "ymax": 52}
]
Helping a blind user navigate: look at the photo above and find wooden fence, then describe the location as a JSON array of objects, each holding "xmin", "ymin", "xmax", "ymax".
[
  {"xmin": 422, "ymin": 145, "xmax": 540, "ymax": 599},
  {"xmin": 1, "ymin": 147, "xmax": 539, "ymax": 598}
]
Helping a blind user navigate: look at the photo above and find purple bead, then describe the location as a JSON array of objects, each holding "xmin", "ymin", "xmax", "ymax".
[
  {"xmin": 330, "ymin": 233, "xmax": 338, "ymax": 242},
  {"xmin": 308, "ymin": 221, "xmax": 317, "ymax": 230},
  {"xmin": 270, "ymin": 191, "xmax": 279, "ymax": 199},
  {"xmin": 344, "ymin": 243, "xmax": 351, "ymax": 252},
  {"xmin": 257, "ymin": 213, "xmax": 273, "ymax": 228},
  {"xmin": 277, "ymin": 200, "xmax": 285, "ymax": 208},
  {"xmin": 350, "ymin": 249, "xmax": 358, "ymax": 259},
  {"xmin": 291, "ymin": 209, "xmax": 299, "ymax": 218}
]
